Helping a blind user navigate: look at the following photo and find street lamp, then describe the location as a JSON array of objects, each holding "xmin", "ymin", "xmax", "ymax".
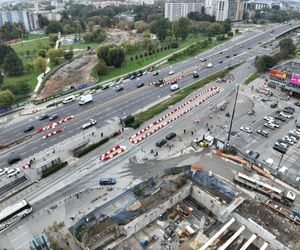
[{"xmin": 227, "ymin": 84, "xmax": 240, "ymax": 143}]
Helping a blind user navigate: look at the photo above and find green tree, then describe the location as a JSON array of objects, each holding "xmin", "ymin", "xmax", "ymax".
[
  {"xmin": 177, "ymin": 17, "xmax": 190, "ymax": 41},
  {"xmin": 3, "ymin": 52, "xmax": 23, "ymax": 76},
  {"xmin": 155, "ymin": 18, "xmax": 170, "ymax": 41},
  {"xmin": 93, "ymin": 59, "xmax": 108, "ymax": 76},
  {"xmin": 64, "ymin": 48, "xmax": 74, "ymax": 60},
  {"xmin": 45, "ymin": 21, "xmax": 63, "ymax": 34},
  {"xmin": 38, "ymin": 49, "xmax": 47, "ymax": 58},
  {"xmin": 255, "ymin": 55, "xmax": 277, "ymax": 73},
  {"xmin": 223, "ymin": 19, "xmax": 232, "ymax": 33},
  {"xmin": 33, "ymin": 57, "xmax": 48, "ymax": 73},
  {"xmin": 97, "ymin": 44, "xmax": 112, "ymax": 61},
  {"xmin": 3, "ymin": 81, "xmax": 31, "ymax": 96},
  {"xmin": 47, "ymin": 48, "xmax": 64, "ymax": 65},
  {"xmin": 279, "ymin": 37, "xmax": 296, "ymax": 58},
  {"xmin": 107, "ymin": 47, "xmax": 125, "ymax": 68},
  {"xmin": 0, "ymin": 72, "xmax": 3, "ymax": 88},
  {"xmin": 0, "ymin": 44, "xmax": 14, "ymax": 67},
  {"xmin": 48, "ymin": 33, "xmax": 58, "ymax": 43},
  {"xmin": 0, "ymin": 90, "xmax": 15, "ymax": 108},
  {"xmin": 134, "ymin": 20, "xmax": 148, "ymax": 33},
  {"xmin": 83, "ymin": 32, "xmax": 93, "ymax": 42}
]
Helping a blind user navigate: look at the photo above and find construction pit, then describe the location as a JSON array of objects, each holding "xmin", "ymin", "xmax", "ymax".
[{"xmin": 36, "ymin": 51, "xmax": 98, "ymax": 101}]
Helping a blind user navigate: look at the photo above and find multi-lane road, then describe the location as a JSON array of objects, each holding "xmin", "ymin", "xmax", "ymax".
[{"xmin": 0, "ymin": 22, "xmax": 299, "ymax": 171}]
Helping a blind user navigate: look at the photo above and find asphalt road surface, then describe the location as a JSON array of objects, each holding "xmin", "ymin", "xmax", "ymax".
[{"xmin": 0, "ymin": 22, "xmax": 299, "ymax": 170}]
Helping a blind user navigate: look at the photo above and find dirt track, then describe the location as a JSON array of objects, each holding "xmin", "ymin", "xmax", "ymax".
[{"xmin": 36, "ymin": 53, "xmax": 98, "ymax": 100}]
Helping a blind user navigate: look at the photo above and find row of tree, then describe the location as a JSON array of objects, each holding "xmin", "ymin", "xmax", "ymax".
[
  {"xmin": 0, "ymin": 22, "xmax": 26, "ymax": 41},
  {"xmin": 255, "ymin": 37, "xmax": 296, "ymax": 73}
]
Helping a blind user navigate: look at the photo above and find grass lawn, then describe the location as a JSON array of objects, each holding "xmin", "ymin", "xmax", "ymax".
[
  {"xmin": 4, "ymin": 69, "xmax": 40, "ymax": 90},
  {"xmin": 98, "ymin": 36, "xmax": 206, "ymax": 82},
  {"xmin": 11, "ymin": 37, "xmax": 50, "ymax": 54},
  {"xmin": 244, "ymin": 71, "xmax": 260, "ymax": 85},
  {"xmin": 61, "ymin": 42, "xmax": 100, "ymax": 51}
]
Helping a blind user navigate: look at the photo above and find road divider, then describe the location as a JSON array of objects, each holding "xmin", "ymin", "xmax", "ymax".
[
  {"xmin": 130, "ymin": 86, "xmax": 221, "ymax": 144},
  {"xmin": 43, "ymin": 129, "xmax": 62, "ymax": 139},
  {"xmin": 36, "ymin": 115, "xmax": 74, "ymax": 133},
  {"xmin": 100, "ymin": 145, "xmax": 126, "ymax": 161}
]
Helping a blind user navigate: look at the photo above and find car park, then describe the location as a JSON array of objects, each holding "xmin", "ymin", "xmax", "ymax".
[
  {"xmin": 156, "ymin": 139, "xmax": 167, "ymax": 147},
  {"xmin": 6, "ymin": 168, "xmax": 20, "ymax": 178},
  {"xmin": 24, "ymin": 125, "xmax": 34, "ymax": 133},
  {"xmin": 257, "ymin": 130, "xmax": 269, "ymax": 137},
  {"xmin": 49, "ymin": 114, "xmax": 59, "ymax": 121},
  {"xmin": 0, "ymin": 168, "xmax": 8, "ymax": 176},
  {"xmin": 39, "ymin": 114, "xmax": 49, "ymax": 121},
  {"xmin": 264, "ymin": 123, "xmax": 276, "ymax": 130},
  {"xmin": 8, "ymin": 156, "xmax": 21, "ymax": 165},
  {"xmin": 275, "ymin": 115, "xmax": 286, "ymax": 122},
  {"xmin": 240, "ymin": 126, "xmax": 252, "ymax": 134},
  {"xmin": 136, "ymin": 82, "xmax": 144, "ymax": 88},
  {"xmin": 273, "ymin": 144, "xmax": 287, "ymax": 154},
  {"xmin": 166, "ymin": 132, "xmax": 176, "ymax": 140},
  {"xmin": 169, "ymin": 70, "xmax": 175, "ymax": 75},
  {"xmin": 99, "ymin": 178, "xmax": 116, "ymax": 185},
  {"xmin": 116, "ymin": 86, "xmax": 124, "ymax": 92}
]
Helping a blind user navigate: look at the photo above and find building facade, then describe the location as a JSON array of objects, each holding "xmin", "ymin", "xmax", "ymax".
[
  {"xmin": 0, "ymin": 10, "xmax": 39, "ymax": 31},
  {"xmin": 165, "ymin": 0, "xmax": 205, "ymax": 21}
]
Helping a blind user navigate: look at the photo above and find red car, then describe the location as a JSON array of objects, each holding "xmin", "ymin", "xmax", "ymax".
[{"xmin": 171, "ymin": 79, "xmax": 177, "ymax": 84}]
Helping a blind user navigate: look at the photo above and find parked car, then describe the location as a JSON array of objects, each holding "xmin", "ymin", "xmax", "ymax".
[
  {"xmin": 8, "ymin": 156, "xmax": 21, "ymax": 165},
  {"xmin": 192, "ymin": 71, "xmax": 199, "ymax": 78},
  {"xmin": 265, "ymin": 158, "xmax": 274, "ymax": 168},
  {"xmin": 49, "ymin": 114, "xmax": 59, "ymax": 121},
  {"xmin": 278, "ymin": 166, "xmax": 289, "ymax": 175},
  {"xmin": 283, "ymin": 107, "xmax": 295, "ymax": 114},
  {"xmin": 275, "ymin": 115, "xmax": 286, "ymax": 122},
  {"xmin": 166, "ymin": 132, "xmax": 176, "ymax": 140},
  {"xmin": 257, "ymin": 130, "xmax": 269, "ymax": 137},
  {"xmin": 6, "ymin": 168, "xmax": 20, "ymax": 178},
  {"xmin": 289, "ymin": 132, "xmax": 300, "ymax": 140},
  {"xmin": 240, "ymin": 126, "xmax": 252, "ymax": 133},
  {"xmin": 200, "ymin": 58, "xmax": 207, "ymax": 62},
  {"xmin": 270, "ymin": 103, "xmax": 278, "ymax": 108},
  {"xmin": 233, "ymin": 53, "xmax": 238, "ymax": 56},
  {"xmin": 218, "ymin": 60, "xmax": 223, "ymax": 64},
  {"xmin": 136, "ymin": 82, "xmax": 144, "ymax": 88},
  {"xmin": 99, "ymin": 178, "xmax": 116, "ymax": 185},
  {"xmin": 169, "ymin": 70, "xmax": 175, "ymax": 75},
  {"xmin": 0, "ymin": 168, "xmax": 8, "ymax": 176},
  {"xmin": 130, "ymin": 75, "xmax": 136, "ymax": 80},
  {"xmin": 170, "ymin": 84, "xmax": 180, "ymax": 91},
  {"xmin": 275, "ymin": 141, "xmax": 288, "ymax": 149},
  {"xmin": 245, "ymin": 150, "xmax": 260, "ymax": 159},
  {"xmin": 264, "ymin": 116, "xmax": 274, "ymax": 122},
  {"xmin": 156, "ymin": 139, "xmax": 167, "ymax": 147},
  {"xmin": 269, "ymin": 122, "xmax": 280, "ymax": 128},
  {"xmin": 153, "ymin": 71, "xmax": 159, "ymax": 76},
  {"xmin": 273, "ymin": 144, "xmax": 287, "ymax": 154},
  {"xmin": 219, "ymin": 51, "xmax": 223, "ymax": 54},
  {"xmin": 39, "ymin": 114, "xmax": 49, "ymax": 121},
  {"xmin": 264, "ymin": 123, "xmax": 276, "ymax": 130},
  {"xmin": 136, "ymin": 72, "xmax": 143, "ymax": 77},
  {"xmin": 296, "ymin": 123, "xmax": 300, "ymax": 129},
  {"xmin": 247, "ymin": 109, "xmax": 255, "ymax": 115},
  {"xmin": 225, "ymin": 55, "xmax": 230, "ymax": 58},
  {"xmin": 24, "ymin": 125, "xmax": 34, "ymax": 133},
  {"xmin": 280, "ymin": 112, "xmax": 293, "ymax": 119}
]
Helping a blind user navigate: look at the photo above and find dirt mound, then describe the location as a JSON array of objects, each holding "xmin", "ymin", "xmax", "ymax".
[{"xmin": 36, "ymin": 52, "xmax": 98, "ymax": 100}]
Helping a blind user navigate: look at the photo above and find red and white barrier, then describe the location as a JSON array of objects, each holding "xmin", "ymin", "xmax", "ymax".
[
  {"xmin": 148, "ymin": 70, "xmax": 195, "ymax": 87},
  {"xmin": 37, "ymin": 115, "xmax": 74, "ymax": 133},
  {"xmin": 100, "ymin": 145, "xmax": 126, "ymax": 161},
  {"xmin": 42, "ymin": 129, "xmax": 62, "ymax": 139},
  {"xmin": 130, "ymin": 86, "xmax": 221, "ymax": 144}
]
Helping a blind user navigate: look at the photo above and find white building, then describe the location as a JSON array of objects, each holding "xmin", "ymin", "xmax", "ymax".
[
  {"xmin": 165, "ymin": 0, "xmax": 205, "ymax": 21},
  {"xmin": 0, "ymin": 10, "xmax": 39, "ymax": 31},
  {"xmin": 212, "ymin": 0, "xmax": 244, "ymax": 21},
  {"xmin": 38, "ymin": 11, "xmax": 61, "ymax": 21}
]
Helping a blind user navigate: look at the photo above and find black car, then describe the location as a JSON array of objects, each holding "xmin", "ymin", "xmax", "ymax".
[
  {"xmin": 166, "ymin": 132, "xmax": 176, "ymax": 140},
  {"xmin": 192, "ymin": 72, "xmax": 199, "ymax": 78},
  {"xmin": 49, "ymin": 114, "xmax": 59, "ymax": 121},
  {"xmin": 101, "ymin": 85, "xmax": 109, "ymax": 90},
  {"xmin": 153, "ymin": 71, "xmax": 159, "ymax": 76},
  {"xmin": 233, "ymin": 53, "xmax": 238, "ymax": 56},
  {"xmin": 275, "ymin": 115, "xmax": 286, "ymax": 122},
  {"xmin": 8, "ymin": 156, "xmax": 21, "ymax": 165},
  {"xmin": 219, "ymin": 61, "xmax": 223, "ymax": 64},
  {"xmin": 283, "ymin": 108, "xmax": 294, "ymax": 114},
  {"xmin": 24, "ymin": 125, "xmax": 34, "ymax": 133},
  {"xmin": 270, "ymin": 103, "xmax": 278, "ymax": 108},
  {"xmin": 116, "ymin": 86, "xmax": 124, "ymax": 92},
  {"xmin": 273, "ymin": 144, "xmax": 286, "ymax": 154},
  {"xmin": 296, "ymin": 123, "xmax": 300, "ymax": 129},
  {"xmin": 219, "ymin": 51, "xmax": 223, "ymax": 54},
  {"xmin": 294, "ymin": 101, "xmax": 300, "ymax": 107},
  {"xmin": 39, "ymin": 114, "xmax": 49, "ymax": 121},
  {"xmin": 225, "ymin": 55, "xmax": 230, "ymax": 58},
  {"xmin": 130, "ymin": 75, "xmax": 136, "ymax": 80},
  {"xmin": 156, "ymin": 139, "xmax": 167, "ymax": 147},
  {"xmin": 257, "ymin": 130, "xmax": 268, "ymax": 137},
  {"xmin": 248, "ymin": 47, "xmax": 251, "ymax": 50},
  {"xmin": 136, "ymin": 82, "xmax": 144, "ymax": 88}
]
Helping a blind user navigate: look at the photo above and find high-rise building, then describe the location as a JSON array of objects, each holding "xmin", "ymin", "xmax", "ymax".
[
  {"xmin": 165, "ymin": 0, "xmax": 205, "ymax": 21},
  {"xmin": 0, "ymin": 10, "xmax": 39, "ymax": 31},
  {"xmin": 213, "ymin": 0, "xmax": 244, "ymax": 21}
]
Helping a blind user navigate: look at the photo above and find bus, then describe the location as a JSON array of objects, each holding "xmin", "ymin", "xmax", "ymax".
[{"xmin": 0, "ymin": 199, "xmax": 32, "ymax": 232}]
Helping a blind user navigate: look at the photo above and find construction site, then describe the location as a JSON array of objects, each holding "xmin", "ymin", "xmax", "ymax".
[{"xmin": 69, "ymin": 165, "xmax": 300, "ymax": 250}]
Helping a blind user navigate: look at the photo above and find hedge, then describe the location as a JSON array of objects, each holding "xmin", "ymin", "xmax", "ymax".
[{"xmin": 41, "ymin": 161, "xmax": 68, "ymax": 178}]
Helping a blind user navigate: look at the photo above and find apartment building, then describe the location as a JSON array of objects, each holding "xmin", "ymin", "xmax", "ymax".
[{"xmin": 0, "ymin": 10, "xmax": 39, "ymax": 31}]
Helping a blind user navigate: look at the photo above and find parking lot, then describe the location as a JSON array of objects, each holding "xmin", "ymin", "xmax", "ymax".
[{"xmin": 226, "ymin": 77, "xmax": 300, "ymax": 183}]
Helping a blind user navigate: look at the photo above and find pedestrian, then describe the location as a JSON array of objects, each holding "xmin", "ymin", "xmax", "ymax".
[
  {"xmin": 92, "ymin": 132, "xmax": 95, "ymax": 136},
  {"xmin": 287, "ymin": 96, "xmax": 290, "ymax": 101},
  {"xmin": 209, "ymin": 114, "xmax": 212, "ymax": 119},
  {"xmin": 206, "ymin": 123, "xmax": 208, "ymax": 128},
  {"xmin": 101, "ymin": 132, "xmax": 104, "ymax": 137},
  {"xmin": 218, "ymin": 115, "xmax": 220, "ymax": 119},
  {"xmin": 184, "ymin": 129, "xmax": 186, "ymax": 134},
  {"xmin": 251, "ymin": 86, "xmax": 254, "ymax": 91},
  {"xmin": 295, "ymin": 119, "xmax": 298, "ymax": 124},
  {"xmin": 52, "ymin": 148, "xmax": 55, "ymax": 154},
  {"xmin": 191, "ymin": 131, "xmax": 194, "ymax": 136},
  {"xmin": 33, "ymin": 157, "xmax": 35, "ymax": 162}
]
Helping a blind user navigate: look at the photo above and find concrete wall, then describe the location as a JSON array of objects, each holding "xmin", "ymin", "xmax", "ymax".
[
  {"xmin": 190, "ymin": 185, "xmax": 228, "ymax": 219},
  {"xmin": 104, "ymin": 183, "xmax": 192, "ymax": 250}
]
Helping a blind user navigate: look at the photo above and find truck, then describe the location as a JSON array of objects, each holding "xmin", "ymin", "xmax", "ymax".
[
  {"xmin": 81, "ymin": 119, "xmax": 97, "ymax": 130},
  {"xmin": 233, "ymin": 172, "xmax": 296, "ymax": 206},
  {"xmin": 79, "ymin": 94, "xmax": 93, "ymax": 105}
]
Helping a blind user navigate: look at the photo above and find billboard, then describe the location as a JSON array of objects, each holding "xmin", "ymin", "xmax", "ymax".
[
  {"xmin": 269, "ymin": 69, "xmax": 287, "ymax": 80},
  {"xmin": 290, "ymin": 74, "xmax": 300, "ymax": 86}
]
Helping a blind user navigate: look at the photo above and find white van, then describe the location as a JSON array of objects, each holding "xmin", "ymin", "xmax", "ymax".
[
  {"xmin": 278, "ymin": 166, "xmax": 288, "ymax": 175},
  {"xmin": 62, "ymin": 95, "xmax": 76, "ymax": 104}
]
